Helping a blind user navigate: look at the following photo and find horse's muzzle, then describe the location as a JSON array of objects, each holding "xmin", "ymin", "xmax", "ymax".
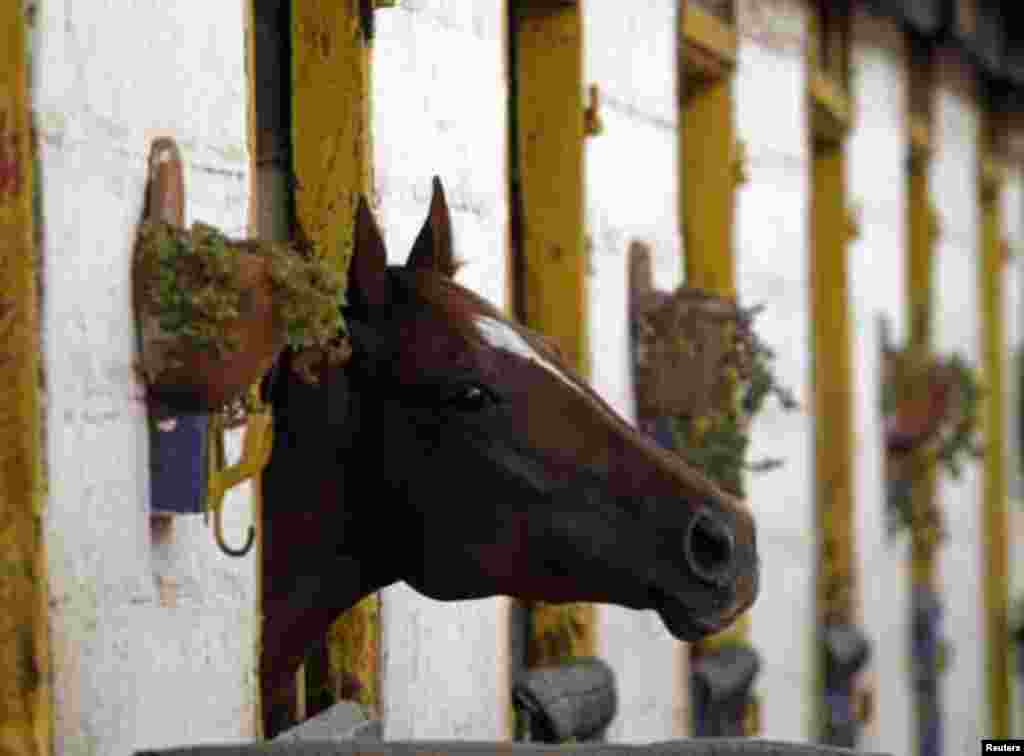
[
  {"xmin": 684, "ymin": 508, "xmax": 737, "ymax": 588},
  {"xmin": 651, "ymin": 500, "xmax": 760, "ymax": 641}
]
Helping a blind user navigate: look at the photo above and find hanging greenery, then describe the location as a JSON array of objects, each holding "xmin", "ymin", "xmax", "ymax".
[
  {"xmin": 881, "ymin": 347, "xmax": 984, "ymax": 537},
  {"xmin": 881, "ymin": 348, "xmax": 984, "ymax": 476},
  {"xmin": 134, "ymin": 220, "xmax": 350, "ymax": 411},
  {"xmin": 634, "ymin": 287, "xmax": 797, "ymax": 497}
]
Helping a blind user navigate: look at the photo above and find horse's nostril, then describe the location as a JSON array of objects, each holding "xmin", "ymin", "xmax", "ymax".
[{"xmin": 684, "ymin": 509, "xmax": 736, "ymax": 587}]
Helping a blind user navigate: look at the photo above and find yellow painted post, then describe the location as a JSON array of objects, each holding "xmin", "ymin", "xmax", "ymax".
[
  {"xmin": 678, "ymin": 0, "xmax": 757, "ymax": 733},
  {"xmin": 903, "ymin": 49, "xmax": 944, "ymax": 752},
  {"xmin": 978, "ymin": 107, "xmax": 1010, "ymax": 739},
  {"xmin": 810, "ymin": 140, "xmax": 856, "ymax": 629},
  {"xmin": 680, "ymin": 31, "xmax": 737, "ymax": 295},
  {"xmin": 508, "ymin": 0, "xmax": 594, "ymax": 665},
  {"xmin": 806, "ymin": 2, "xmax": 857, "ymax": 739},
  {"xmin": 292, "ymin": 0, "xmax": 372, "ymax": 271},
  {"xmin": 906, "ymin": 47, "xmax": 938, "ymax": 608},
  {"xmin": 511, "ymin": 0, "xmax": 588, "ymax": 376},
  {"xmin": 811, "ymin": 133, "xmax": 858, "ymax": 741},
  {"xmin": 0, "ymin": 5, "xmax": 51, "ymax": 756},
  {"xmin": 289, "ymin": 0, "xmax": 378, "ymax": 715}
]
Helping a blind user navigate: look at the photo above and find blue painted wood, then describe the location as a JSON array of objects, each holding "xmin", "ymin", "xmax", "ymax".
[
  {"xmin": 912, "ymin": 586, "xmax": 943, "ymax": 756},
  {"xmin": 822, "ymin": 623, "xmax": 871, "ymax": 748},
  {"xmin": 149, "ymin": 411, "xmax": 209, "ymax": 515}
]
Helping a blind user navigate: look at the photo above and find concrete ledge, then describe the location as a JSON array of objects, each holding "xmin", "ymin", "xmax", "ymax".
[
  {"xmin": 138, "ymin": 739, "xmax": 889, "ymax": 756},
  {"xmin": 273, "ymin": 702, "xmax": 379, "ymax": 742}
]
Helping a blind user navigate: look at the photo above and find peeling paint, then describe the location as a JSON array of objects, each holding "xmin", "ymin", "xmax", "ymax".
[{"xmin": 0, "ymin": 111, "xmax": 23, "ymax": 199}]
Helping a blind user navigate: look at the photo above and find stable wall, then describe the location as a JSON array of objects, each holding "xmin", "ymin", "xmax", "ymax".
[{"xmin": 34, "ymin": 2, "xmax": 258, "ymax": 754}]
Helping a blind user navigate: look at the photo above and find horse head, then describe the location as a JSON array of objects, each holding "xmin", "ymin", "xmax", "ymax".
[{"xmin": 261, "ymin": 179, "xmax": 759, "ymax": 707}]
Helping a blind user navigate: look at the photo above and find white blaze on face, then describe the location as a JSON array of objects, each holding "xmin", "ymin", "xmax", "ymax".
[{"xmin": 474, "ymin": 316, "xmax": 584, "ymax": 395}]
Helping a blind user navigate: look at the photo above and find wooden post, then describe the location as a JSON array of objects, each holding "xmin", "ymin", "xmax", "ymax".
[
  {"xmin": 904, "ymin": 42, "xmax": 944, "ymax": 755},
  {"xmin": 508, "ymin": 0, "xmax": 595, "ymax": 667},
  {"xmin": 291, "ymin": 0, "xmax": 380, "ymax": 721},
  {"xmin": 509, "ymin": 0, "xmax": 588, "ymax": 375},
  {"xmin": 978, "ymin": 104, "xmax": 1010, "ymax": 739},
  {"xmin": 678, "ymin": 0, "xmax": 758, "ymax": 736},
  {"xmin": 680, "ymin": 1, "xmax": 739, "ymax": 296},
  {"xmin": 254, "ymin": 0, "xmax": 379, "ymax": 733},
  {"xmin": 806, "ymin": 1, "xmax": 860, "ymax": 744},
  {"xmin": 0, "ymin": 5, "xmax": 51, "ymax": 755}
]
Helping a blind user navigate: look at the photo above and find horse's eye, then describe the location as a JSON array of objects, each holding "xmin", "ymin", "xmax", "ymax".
[{"xmin": 444, "ymin": 383, "xmax": 497, "ymax": 412}]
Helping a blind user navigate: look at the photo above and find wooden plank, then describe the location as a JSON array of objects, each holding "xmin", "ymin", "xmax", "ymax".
[
  {"xmin": 810, "ymin": 135, "xmax": 858, "ymax": 740},
  {"xmin": 512, "ymin": 1, "xmax": 588, "ymax": 376},
  {"xmin": 679, "ymin": 3, "xmax": 756, "ymax": 733},
  {"xmin": 291, "ymin": 0, "xmax": 380, "ymax": 719},
  {"xmin": 807, "ymin": 6, "xmax": 862, "ymax": 743},
  {"xmin": 0, "ymin": 5, "xmax": 51, "ymax": 756},
  {"xmin": 254, "ymin": 0, "xmax": 377, "ymax": 732},
  {"xmin": 292, "ymin": 0, "xmax": 372, "ymax": 271},
  {"xmin": 681, "ymin": 74, "xmax": 736, "ymax": 296},
  {"xmin": 905, "ymin": 44, "xmax": 939, "ymax": 606},
  {"xmin": 509, "ymin": 0, "xmax": 594, "ymax": 667},
  {"xmin": 904, "ymin": 57, "xmax": 944, "ymax": 753},
  {"xmin": 810, "ymin": 141, "xmax": 856, "ymax": 626},
  {"xmin": 978, "ymin": 108, "xmax": 1010, "ymax": 739}
]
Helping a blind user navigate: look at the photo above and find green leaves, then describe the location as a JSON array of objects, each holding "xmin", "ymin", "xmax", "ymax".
[
  {"xmin": 666, "ymin": 296, "xmax": 797, "ymax": 499},
  {"xmin": 265, "ymin": 237, "xmax": 347, "ymax": 352},
  {"xmin": 137, "ymin": 220, "xmax": 246, "ymax": 359},
  {"xmin": 135, "ymin": 220, "xmax": 348, "ymax": 400}
]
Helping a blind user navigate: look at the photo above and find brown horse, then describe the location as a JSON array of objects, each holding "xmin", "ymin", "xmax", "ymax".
[{"xmin": 260, "ymin": 179, "xmax": 759, "ymax": 719}]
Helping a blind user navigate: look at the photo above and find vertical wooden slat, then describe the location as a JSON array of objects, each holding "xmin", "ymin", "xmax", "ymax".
[
  {"xmin": 979, "ymin": 105, "xmax": 1010, "ymax": 739},
  {"xmin": 511, "ymin": 1, "xmax": 588, "ymax": 376},
  {"xmin": 258, "ymin": 1, "xmax": 377, "ymax": 732},
  {"xmin": 0, "ymin": 5, "xmax": 50, "ymax": 755},
  {"xmin": 682, "ymin": 74, "xmax": 736, "ymax": 296},
  {"xmin": 811, "ymin": 134, "xmax": 857, "ymax": 742},
  {"xmin": 905, "ymin": 44, "xmax": 942, "ymax": 755},
  {"xmin": 679, "ymin": 0, "xmax": 755, "ymax": 735},
  {"xmin": 811, "ymin": 140, "xmax": 855, "ymax": 630},
  {"xmin": 291, "ymin": 0, "xmax": 380, "ymax": 718},
  {"xmin": 508, "ymin": 0, "xmax": 594, "ymax": 668},
  {"xmin": 252, "ymin": 0, "xmax": 296, "ymax": 734},
  {"xmin": 807, "ymin": 2, "xmax": 856, "ymax": 740},
  {"xmin": 292, "ymin": 0, "xmax": 372, "ymax": 270}
]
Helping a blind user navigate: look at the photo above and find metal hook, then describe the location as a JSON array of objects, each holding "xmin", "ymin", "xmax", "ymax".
[
  {"xmin": 214, "ymin": 504, "xmax": 256, "ymax": 557},
  {"xmin": 205, "ymin": 385, "xmax": 273, "ymax": 558}
]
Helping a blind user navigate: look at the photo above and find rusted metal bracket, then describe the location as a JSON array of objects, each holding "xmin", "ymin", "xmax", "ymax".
[
  {"xmin": 731, "ymin": 139, "xmax": 748, "ymax": 186},
  {"xmin": 583, "ymin": 84, "xmax": 604, "ymax": 137}
]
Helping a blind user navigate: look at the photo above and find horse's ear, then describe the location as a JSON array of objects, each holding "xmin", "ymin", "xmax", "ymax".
[
  {"xmin": 406, "ymin": 176, "xmax": 458, "ymax": 277},
  {"xmin": 349, "ymin": 195, "xmax": 392, "ymax": 309}
]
